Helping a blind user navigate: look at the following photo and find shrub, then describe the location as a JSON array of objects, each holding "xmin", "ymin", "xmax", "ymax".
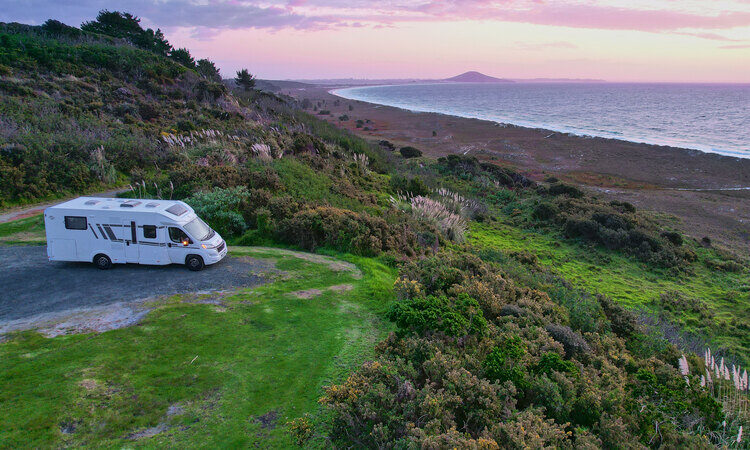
[
  {"xmin": 548, "ymin": 183, "xmax": 583, "ymax": 198},
  {"xmin": 278, "ymin": 206, "xmax": 400, "ymax": 255},
  {"xmin": 389, "ymin": 175, "xmax": 429, "ymax": 196},
  {"xmin": 532, "ymin": 202, "xmax": 557, "ymax": 221},
  {"xmin": 484, "ymin": 336, "xmax": 528, "ymax": 388},
  {"xmin": 545, "ymin": 324, "xmax": 591, "ymax": 358},
  {"xmin": 387, "ymin": 293, "xmax": 487, "ymax": 337},
  {"xmin": 400, "ymin": 146, "xmax": 422, "ymax": 158},
  {"xmin": 534, "ymin": 352, "xmax": 578, "ymax": 377},
  {"xmin": 184, "ymin": 187, "xmax": 249, "ymax": 237},
  {"xmin": 661, "ymin": 231, "xmax": 683, "ymax": 246}
]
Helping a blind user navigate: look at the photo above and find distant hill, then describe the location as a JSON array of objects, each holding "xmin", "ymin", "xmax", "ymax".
[
  {"xmin": 253, "ymin": 79, "xmax": 315, "ymax": 92},
  {"xmin": 445, "ymin": 71, "xmax": 513, "ymax": 83}
]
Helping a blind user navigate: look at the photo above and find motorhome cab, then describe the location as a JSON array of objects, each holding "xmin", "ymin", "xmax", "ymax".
[{"xmin": 44, "ymin": 197, "xmax": 227, "ymax": 271}]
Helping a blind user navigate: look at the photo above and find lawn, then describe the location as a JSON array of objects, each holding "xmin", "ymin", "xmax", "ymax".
[
  {"xmin": 0, "ymin": 214, "xmax": 46, "ymax": 245},
  {"xmin": 0, "ymin": 247, "xmax": 396, "ymax": 447},
  {"xmin": 469, "ymin": 220, "xmax": 750, "ymax": 360}
]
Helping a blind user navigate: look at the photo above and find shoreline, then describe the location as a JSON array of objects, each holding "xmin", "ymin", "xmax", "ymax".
[
  {"xmin": 330, "ymin": 84, "xmax": 749, "ymax": 160},
  {"xmin": 286, "ymin": 86, "xmax": 750, "ymax": 250}
]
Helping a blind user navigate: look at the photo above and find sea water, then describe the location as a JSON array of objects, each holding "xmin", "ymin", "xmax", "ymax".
[{"xmin": 333, "ymin": 82, "xmax": 750, "ymax": 158}]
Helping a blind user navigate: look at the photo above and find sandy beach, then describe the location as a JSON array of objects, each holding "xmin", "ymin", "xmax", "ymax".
[{"xmin": 287, "ymin": 86, "xmax": 750, "ymax": 251}]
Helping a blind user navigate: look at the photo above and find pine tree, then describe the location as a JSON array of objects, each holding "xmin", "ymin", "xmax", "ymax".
[{"xmin": 235, "ymin": 69, "xmax": 256, "ymax": 91}]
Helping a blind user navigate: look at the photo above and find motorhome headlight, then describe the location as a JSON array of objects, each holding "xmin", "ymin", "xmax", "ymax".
[{"xmin": 201, "ymin": 242, "xmax": 220, "ymax": 250}]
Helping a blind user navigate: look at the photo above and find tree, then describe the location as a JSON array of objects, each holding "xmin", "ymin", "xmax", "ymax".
[
  {"xmin": 169, "ymin": 48, "xmax": 195, "ymax": 68},
  {"xmin": 235, "ymin": 69, "xmax": 256, "ymax": 91},
  {"xmin": 81, "ymin": 10, "xmax": 171, "ymax": 56},
  {"xmin": 196, "ymin": 58, "xmax": 221, "ymax": 82}
]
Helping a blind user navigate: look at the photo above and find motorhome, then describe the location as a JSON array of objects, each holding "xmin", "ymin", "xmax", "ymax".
[{"xmin": 44, "ymin": 197, "xmax": 227, "ymax": 271}]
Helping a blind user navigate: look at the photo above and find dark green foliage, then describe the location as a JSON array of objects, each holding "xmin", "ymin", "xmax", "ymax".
[
  {"xmin": 41, "ymin": 20, "xmax": 81, "ymax": 38},
  {"xmin": 184, "ymin": 187, "xmax": 248, "ymax": 237},
  {"xmin": 388, "ymin": 293, "xmax": 487, "ymax": 337},
  {"xmin": 436, "ymin": 154, "xmax": 534, "ymax": 188},
  {"xmin": 661, "ymin": 231, "xmax": 683, "ymax": 246},
  {"xmin": 532, "ymin": 202, "xmax": 557, "ymax": 221},
  {"xmin": 598, "ymin": 295, "xmax": 639, "ymax": 338},
  {"xmin": 534, "ymin": 352, "xmax": 578, "ymax": 377},
  {"xmin": 484, "ymin": 336, "xmax": 528, "ymax": 388},
  {"xmin": 234, "ymin": 68, "xmax": 255, "ymax": 91},
  {"xmin": 277, "ymin": 206, "xmax": 413, "ymax": 256},
  {"xmin": 195, "ymin": 58, "xmax": 221, "ymax": 81},
  {"xmin": 547, "ymin": 182, "xmax": 583, "ymax": 198},
  {"xmin": 399, "ymin": 146, "xmax": 422, "ymax": 158},
  {"xmin": 389, "ymin": 174, "xmax": 429, "ymax": 196},
  {"xmin": 556, "ymin": 197, "xmax": 691, "ymax": 268},
  {"xmin": 81, "ymin": 10, "xmax": 171, "ymax": 56},
  {"xmin": 168, "ymin": 48, "xmax": 195, "ymax": 68}
]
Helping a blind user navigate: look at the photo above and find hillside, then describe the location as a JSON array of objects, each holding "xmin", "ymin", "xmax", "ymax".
[
  {"xmin": 0, "ymin": 13, "xmax": 748, "ymax": 448},
  {"xmin": 445, "ymin": 70, "xmax": 513, "ymax": 82}
]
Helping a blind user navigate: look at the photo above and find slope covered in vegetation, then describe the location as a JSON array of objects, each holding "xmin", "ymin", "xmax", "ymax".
[{"xmin": 0, "ymin": 13, "xmax": 748, "ymax": 448}]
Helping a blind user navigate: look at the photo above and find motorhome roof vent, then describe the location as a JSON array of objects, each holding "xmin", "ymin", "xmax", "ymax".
[
  {"xmin": 120, "ymin": 200, "xmax": 142, "ymax": 208},
  {"xmin": 166, "ymin": 204, "xmax": 188, "ymax": 216},
  {"xmin": 145, "ymin": 202, "xmax": 160, "ymax": 208},
  {"xmin": 84, "ymin": 199, "xmax": 101, "ymax": 206}
]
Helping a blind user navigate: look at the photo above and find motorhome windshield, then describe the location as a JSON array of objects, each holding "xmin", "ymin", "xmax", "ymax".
[{"xmin": 184, "ymin": 218, "xmax": 214, "ymax": 241}]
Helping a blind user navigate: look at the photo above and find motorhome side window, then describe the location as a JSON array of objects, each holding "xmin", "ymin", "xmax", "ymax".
[
  {"xmin": 143, "ymin": 225, "xmax": 157, "ymax": 239},
  {"xmin": 64, "ymin": 216, "xmax": 87, "ymax": 230},
  {"xmin": 168, "ymin": 227, "xmax": 189, "ymax": 243}
]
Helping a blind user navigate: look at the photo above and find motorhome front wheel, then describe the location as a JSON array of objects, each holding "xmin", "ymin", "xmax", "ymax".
[{"xmin": 186, "ymin": 255, "xmax": 204, "ymax": 271}]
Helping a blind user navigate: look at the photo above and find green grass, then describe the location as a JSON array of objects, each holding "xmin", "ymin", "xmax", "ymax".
[
  {"xmin": 469, "ymin": 221, "xmax": 750, "ymax": 359},
  {"xmin": 0, "ymin": 247, "xmax": 396, "ymax": 447},
  {"xmin": 0, "ymin": 214, "xmax": 45, "ymax": 245}
]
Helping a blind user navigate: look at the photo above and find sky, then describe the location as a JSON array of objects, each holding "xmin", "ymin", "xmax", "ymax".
[{"xmin": 3, "ymin": 0, "xmax": 750, "ymax": 82}]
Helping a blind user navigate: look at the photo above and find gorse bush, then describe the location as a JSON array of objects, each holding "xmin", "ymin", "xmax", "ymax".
[
  {"xmin": 387, "ymin": 293, "xmax": 487, "ymax": 338},
  {"xmin": 399, "ymin": 146, "xmax": 422, "ymax": 158},
  {"xmin": 277, "ymin": 206, "xmax": 415, "ymax": 256}
]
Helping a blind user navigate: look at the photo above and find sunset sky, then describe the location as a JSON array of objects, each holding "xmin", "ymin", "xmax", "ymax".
[{"xmin": 5, "ymin": 0, "xmax": 750, "ymax": 82}]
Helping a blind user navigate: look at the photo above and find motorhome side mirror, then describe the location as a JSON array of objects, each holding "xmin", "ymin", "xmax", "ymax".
[{"xmin": 182, "ymin": 239, "xmax": 189, "ymax": 246}]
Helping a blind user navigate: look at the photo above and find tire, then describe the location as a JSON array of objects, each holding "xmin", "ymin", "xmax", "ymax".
[
  {"xmin": 186, "ymin": 255, "xmax": 204, "ymax": 271},
  {"xmin": 94, "ymin": 254, "xmax": 112, "ymax": 270}
]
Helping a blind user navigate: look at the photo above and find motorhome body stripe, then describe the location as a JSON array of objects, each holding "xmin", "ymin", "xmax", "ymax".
[
  {"xmin": 103, "ymin": 226, "xmax": 120, "ymax": 241},
  {"xmin": 89, "ymin": 224, "xmax": 98, "ymax": 239},
  {"xmin": 97, "ymin": 225, "xmax": 107, "ymax": 240}
]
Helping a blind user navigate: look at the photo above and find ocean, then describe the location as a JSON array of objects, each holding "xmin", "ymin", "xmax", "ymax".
[{"xmin": 332, "ymin": 82, "xmax": 750, "ymax": 158}]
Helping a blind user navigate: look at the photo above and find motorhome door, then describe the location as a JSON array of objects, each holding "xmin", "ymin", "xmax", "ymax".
[
  {"xmin": 101, "ymin": 219, "xmax": 126, "ymax": 263},
  {"xmin": 167, "ymin": 226, "xmax": 192, "ymax": 264},
  {"xmin": 123, "ymin": 220, "xmax": 139, "ymax": 263}
]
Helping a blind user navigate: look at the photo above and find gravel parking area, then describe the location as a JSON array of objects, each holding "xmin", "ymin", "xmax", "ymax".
[{"xmin": 0, "ymin": 245, "xmax": 271, "ymax": 324}]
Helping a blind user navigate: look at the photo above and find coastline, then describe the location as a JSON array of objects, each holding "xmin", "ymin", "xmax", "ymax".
[
  {"xmin": 330, "ymin": 84, "xmax": 749, "ymax": 160},
  {"xmin": 286, "ymin": 86, "xmax": 750, "ymax": 250}
]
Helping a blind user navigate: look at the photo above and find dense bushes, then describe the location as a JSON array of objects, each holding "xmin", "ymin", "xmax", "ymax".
[
  {"xmin": 184, "ymin": 187, "xmax": 249, "ymax": 237},
  {"xmin": 436, "ymin": 154, "xmax": 534, "ymax": 188},
  {"xmin": 277, "ymin": 206, "xmax": 413, "ymax": 256},
  {"xmin": 387, "ymin": 293, "xmax": 487, "ymax": 337},
  {"xmin": 318, "ymin": 248, "xmax": 722, "ymax": 448},
  {"xmin": 399, "ymin": 146, "xmax": 422, "ymax": 158}
]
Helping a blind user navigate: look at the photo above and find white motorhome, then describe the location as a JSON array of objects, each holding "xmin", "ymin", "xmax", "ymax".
[{"xmin": 44, "ymin": 197, "xmax": 227, "ymax": 271}]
